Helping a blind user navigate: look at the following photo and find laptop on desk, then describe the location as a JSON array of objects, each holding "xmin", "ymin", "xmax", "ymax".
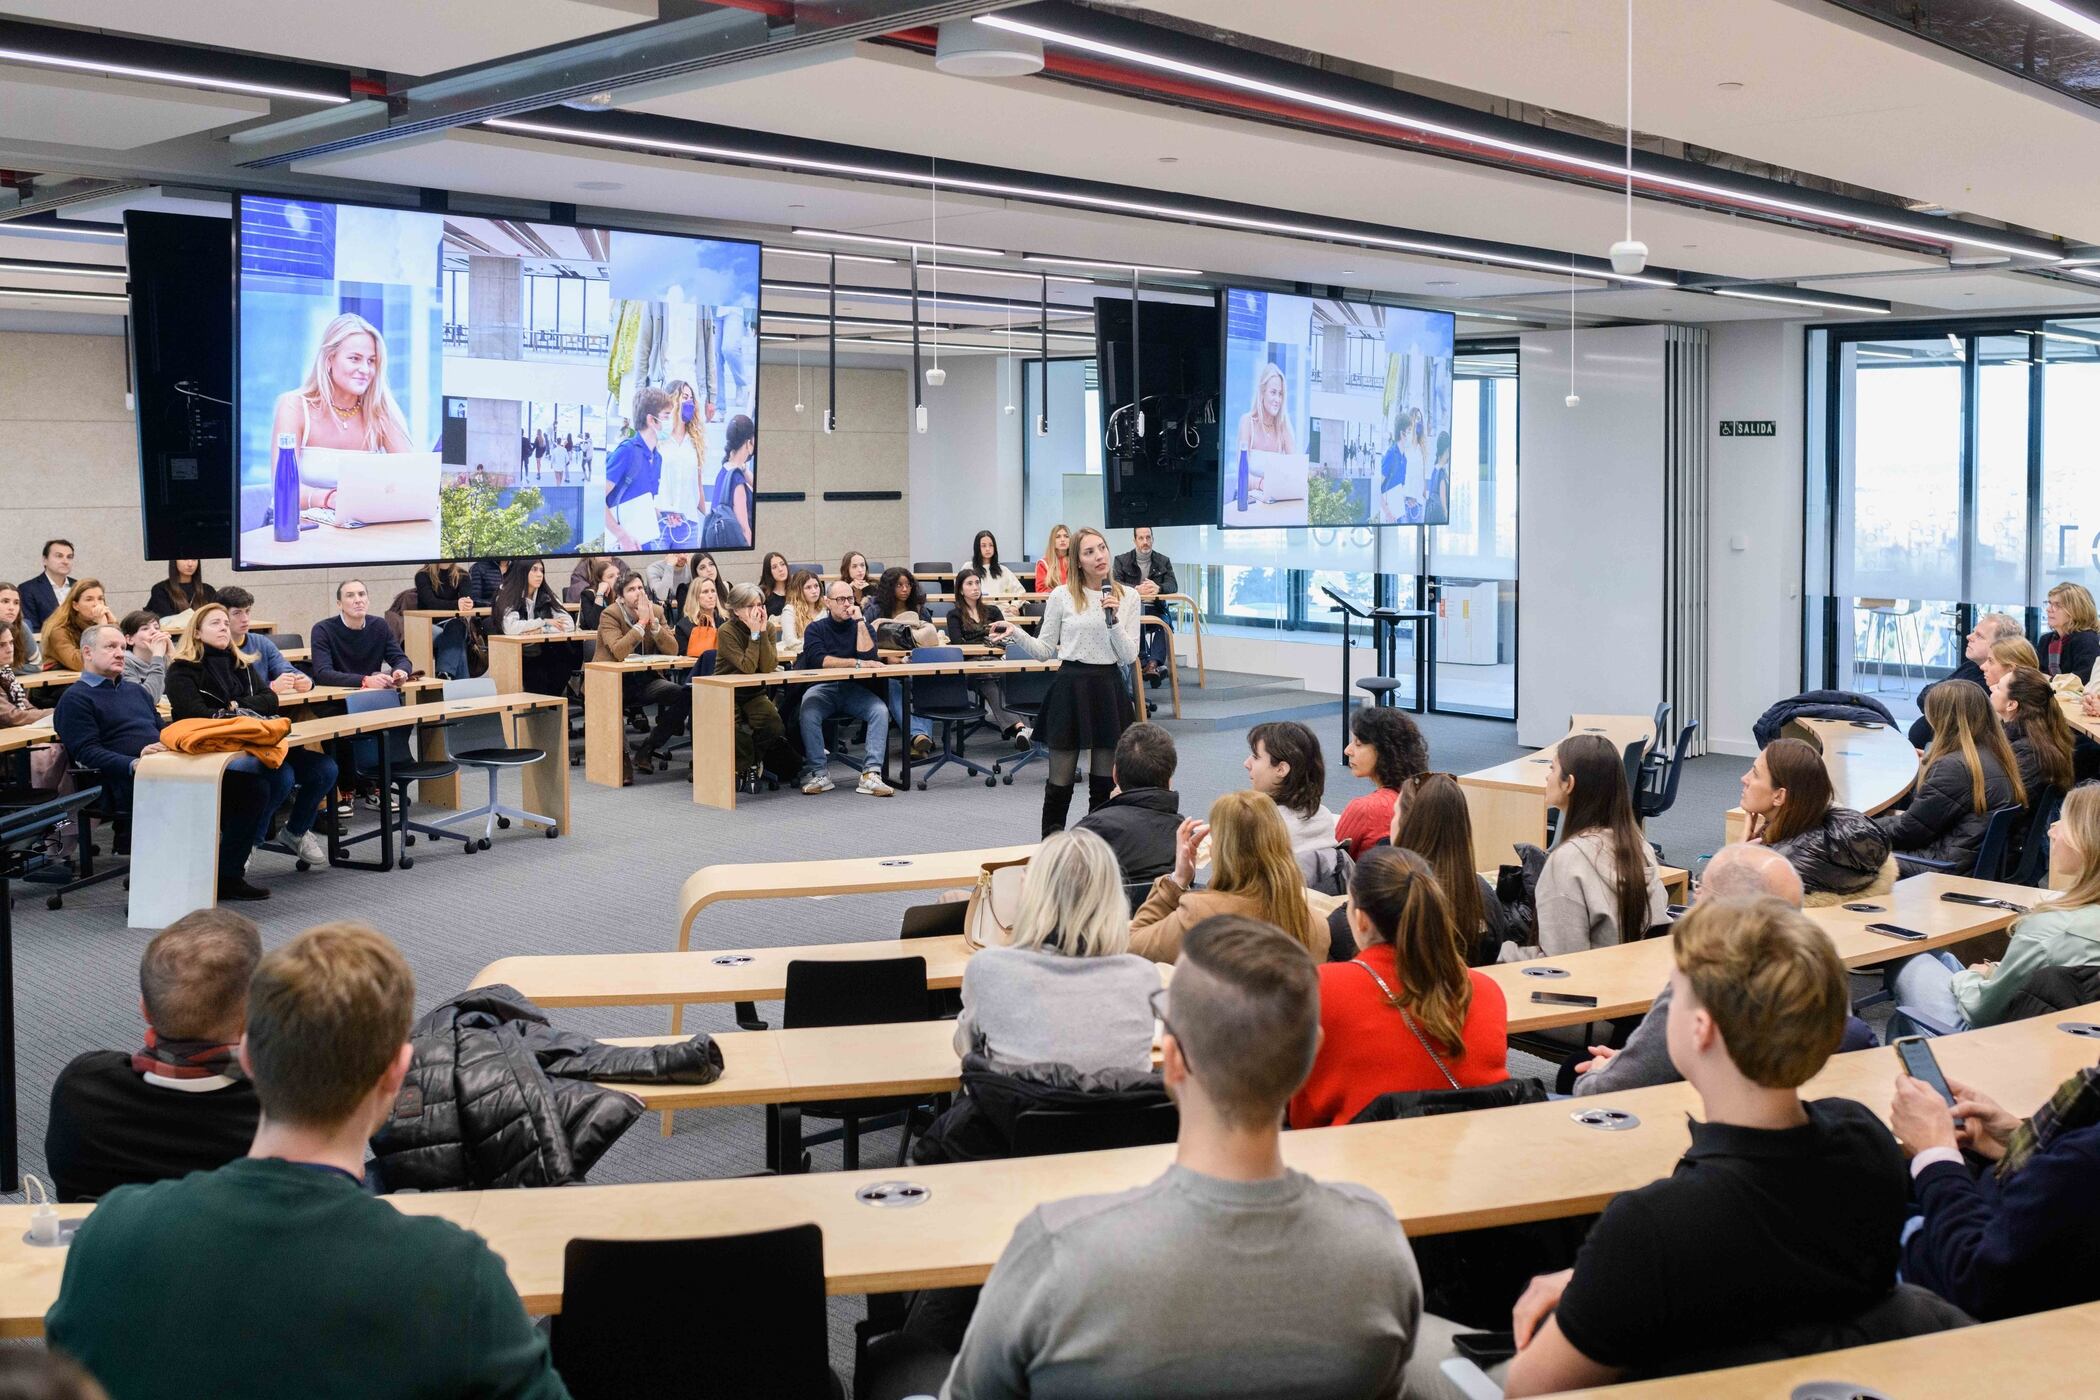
[{"xmin": 299, "ymin": 449, "xmax": 440, "ymax": 528}]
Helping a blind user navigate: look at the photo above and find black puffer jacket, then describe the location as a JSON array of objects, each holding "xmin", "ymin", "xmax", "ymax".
[
  {"xmin": 1752, "ymin": 691, "xmax": 1897, "ymax": 748},
  {"xmin": 1074, "ymin": 787, "xmax": 1181, "ymax": 885},
  {"xmin": 370, "ymin": 984, "xmax": 724, "ymax": 1192},
  {"xmin": 1875, "ymin": 751, "xmax": 2018, "ymax": 878},
  {"xmin": 1769, "ymin": 806, "xmax": 1892, "ymax": 896},
  {"xmin": 911, "ymin": 1052, "xmax": 1172, "ymax": 1165}
]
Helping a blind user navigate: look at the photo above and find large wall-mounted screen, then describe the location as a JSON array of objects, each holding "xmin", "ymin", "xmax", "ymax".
[
  {"xmin": 233, "ymin": 195, "xmax": 761, "ymax": 569},
  {"xmin": 1220, "ymin": 289, "xmax": 1454, "ymax": 529}
]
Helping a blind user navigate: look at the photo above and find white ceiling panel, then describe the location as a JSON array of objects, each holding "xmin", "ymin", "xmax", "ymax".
[
  {"xmin": 1799, "ymin": 270, "xmax": 2100, "ymax": 313},
  {"xmin": 0, "ymin": 0, "xmax": 657, "ymax": 77},
  {"xmin": 1139, "ymin": 0, "xmax": 2100, "ymax": 244},
  {"xmin": 624, "ymin": 45, "xmax": 1935, "ymax": 283},
  {"xmin": 1490, "ymin": 287, "xmax": 1804, "ymax": 322},
  {"xmin": 0, "ymin": 63, "xmax": 266, "ymax": 148},
  {"xmin": 291, "ymin": 128, "xmax": 1584, "ymax": 310}
]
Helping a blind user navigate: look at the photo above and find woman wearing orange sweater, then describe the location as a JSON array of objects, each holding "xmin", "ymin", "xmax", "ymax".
[{"xmin": 1289, "ymin": 846, "xmax": 1509, "ymax": 1128}]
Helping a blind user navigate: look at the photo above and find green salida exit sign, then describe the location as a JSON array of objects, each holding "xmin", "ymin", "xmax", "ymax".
[{"xmin": 1719, "ymin": 420, "xmax": 1776, "ymax": 437}]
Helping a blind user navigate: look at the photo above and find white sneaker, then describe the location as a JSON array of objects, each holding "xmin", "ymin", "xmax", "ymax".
[
  {"xmin": 802, "ymin": 773, "xmax": 836, "ymax": 795},
  {"xmin": 293, "ymin": 829, "xmax": 327, "ymax": 864},
  {"xmin": 856, "ymin": 771, "xmax": 894, "ymax": 797}
]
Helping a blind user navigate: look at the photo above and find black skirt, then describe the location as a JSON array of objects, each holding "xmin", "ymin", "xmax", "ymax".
[{"xmin": 1037, "ymin": 660, "xmax": 1134, "ymax": 751}]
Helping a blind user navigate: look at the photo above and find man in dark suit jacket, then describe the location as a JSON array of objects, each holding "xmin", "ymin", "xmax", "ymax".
[
  {"xmin": 1908, "ymin": 611, "xmax": 2022, "ymax": 749},
  {"xmin": 1112, "ymin": 526, "xmax": 1178, "ymax": 687},
  {"xmin": 18, "ymin": 536, "xmax": 76, "ymax": 637}
]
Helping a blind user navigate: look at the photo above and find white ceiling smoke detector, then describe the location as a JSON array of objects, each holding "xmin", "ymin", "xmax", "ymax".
[{"xmin": 936, "ymin": 20, "xmax": 1044, "ymax": 78}]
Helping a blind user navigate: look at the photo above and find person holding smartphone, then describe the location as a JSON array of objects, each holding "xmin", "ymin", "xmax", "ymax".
[
  {"xmin": 992, "ymin": 526, "xmax": 1140, "ymax": 836},
  {"xmin": 1889, "ymin": 1057, "xmax": 2100, "ymax": 1322},
  {"xmin": 1468, "ymin": 898, "xmax": 1911, "ymax": 1395}
]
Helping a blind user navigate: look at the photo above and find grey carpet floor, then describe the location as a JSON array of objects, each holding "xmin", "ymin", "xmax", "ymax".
[{"xmin": 3, "ymin": 689, "xmax": 1751, "ymax": 1375}]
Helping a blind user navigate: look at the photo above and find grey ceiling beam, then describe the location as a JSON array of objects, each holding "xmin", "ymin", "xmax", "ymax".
[{"xmin": 239, "ymin": 0, "xmax": 1025, "ymax": 170}]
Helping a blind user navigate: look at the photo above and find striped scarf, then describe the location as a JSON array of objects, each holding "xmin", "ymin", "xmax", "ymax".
[
  {"xmin": 131, "ymin": 1029, "xmax": 243, "ymax": 1082},
  {"xmin": 1996, "ymin": 1063, "xmax": 2100, "ymax": 1181}
]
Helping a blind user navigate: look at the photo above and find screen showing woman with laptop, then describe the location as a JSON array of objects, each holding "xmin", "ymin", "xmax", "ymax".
[{"xmin": 233, "ymin": 194, "xmax": 761, "ymax": 569}]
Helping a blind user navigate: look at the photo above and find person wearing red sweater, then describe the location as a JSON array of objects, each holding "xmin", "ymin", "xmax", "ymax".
[
  {"xmin": 1334, "ymin": 705, "xmax": 1428, "ymax": 859},
  {"xmin": 1290, "ymin": 846, "xmax": 1508, "ymax": 1128}
]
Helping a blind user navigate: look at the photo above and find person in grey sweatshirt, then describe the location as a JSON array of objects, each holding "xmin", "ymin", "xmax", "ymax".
[
  {"xmin": 1574, "ymin": 843, "xmax": 1880, "ymax": 1097},
  {"xmin": 117, "ymin": 609, "xmax": 169, "ymax": 704}
]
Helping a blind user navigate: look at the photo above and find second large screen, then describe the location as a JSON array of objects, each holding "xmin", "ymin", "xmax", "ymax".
[
  {"xmin": 1221, "ymin": 289, "xmax": 1453, "ymax": 529},
  {"xmin": 234, "ymin": 196, "xmax": 761, "ymax": 569}
]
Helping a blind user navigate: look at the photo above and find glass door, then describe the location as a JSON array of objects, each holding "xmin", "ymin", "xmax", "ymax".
[{"xmin": 1429, "ymin": 347, "xmax": 1518, "ymax": 718}]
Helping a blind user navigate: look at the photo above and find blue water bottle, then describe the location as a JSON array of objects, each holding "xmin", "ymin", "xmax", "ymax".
[{"xmin": 272, "ymin": 433, "xmax": 300, "ymax": 542}]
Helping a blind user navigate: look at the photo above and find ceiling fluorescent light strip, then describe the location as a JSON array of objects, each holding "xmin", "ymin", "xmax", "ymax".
[
  {"xmin": 0, "ymin": 44, "xmax": 347, "ymax": 104},
  {"xmin": 483, "ymin": 116, "xmax": 1671, "ymax": 287},
  {"xmin": 2004, "ymin": 0, "xmax": 2100, "ymax": 44},
  {"xmin": 973, "ymin": 14, "xmax": 2058, "ymax": 264},
  {"xmin": 0, "ymin": 286, "xmax": 128, "ymax": 302},
  {"xmin": 764, "ymin": 281, "xmax": 1091, "ymax": 315},
  {"xmin": 765, "ymin": 246, "xmax": 896, "ymax": 266},
  {"xmin": 1022, "ymin": 254, "xmax": 1202, "ymax": 275},
  {"xmin": 1711, "ymin": 287, "xmax": 1890, "ymax": 314},
  {"xmin": 791, "ymin": 228, "xmax": 1005, "ymax": 257},
  {"xmin": 0, "ymin": 260, "xmax": 126, "ymax": 279},
  {"xmin": 0, "ymin": 220, "xmax": 126, "ymax": 240}
]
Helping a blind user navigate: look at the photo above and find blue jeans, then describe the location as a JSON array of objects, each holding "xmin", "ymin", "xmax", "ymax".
[
  {"xmin": 1884, "ymin": 951, "xmax": 1966, "ymax": 1037},
  {"xmin": 432, "ymin": 617, "xmax": 470, "ymax": 679},
  {"xmin": 886, "ymin": 679, "xmax": 935, "ymax": 743},
  {"xmin": 228, "ymin": 748, "xmax": 338, "ymax": 842},
  {"xmin": 799, "ymin": 681, "xmax": 889, "ymax": 777}
]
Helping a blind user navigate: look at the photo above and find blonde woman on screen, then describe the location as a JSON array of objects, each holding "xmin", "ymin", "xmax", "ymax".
[
  {"xmin": 1235, "ymin": 361, "xmax": 1296, "ymax": 499},
  {"xmin": 269, "ymin": 313, "xmax": 413, "ymax": 509}
]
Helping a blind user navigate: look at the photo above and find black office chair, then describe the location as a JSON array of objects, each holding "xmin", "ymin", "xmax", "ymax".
[
  {"xmin": 270, "ymin": 630, "xmax": 306, "ymax": 654},
  {"xmin": 772, "ymin": 956, "xmax": 934, "ymax": 1173},
  {"xmin": 1905, "ymin": 803, "xmax": 2024, "ymax": 881},
  {"xmin": 1649, "ymin": 700, "xmax": 1673, "ymax": 766},
  {"xmin": 334, "ymin": 690, "xmax": 469, "ymax": 870},
  {"xmin": 2008, "ymin": 785, "xmax": 2064, "ymax": 887},
  {"xmin": 997, "ymin": 668, "xmax": 1055, "ymax": 784},
  {"xmin": 911, "ymin": 561, "xmax": 953, "ymax": 575},
  {"xmin": 902, "ymin": 902, "xmax": 968, "ymax": 1018},
  {"xmin": 43, "ymin": 768, "xmax": 127, "ymax": 910},
  {"xmin": 1636, "ymin": 722, "xmax": 1700, "ymax": 829},
  {"xmin": 549, "ymin": 1225, "xmax": 843, "ymax": 1400},
  {"xmin": 907, "ymin": 646, "xmax": 995, "ymax": 788}
]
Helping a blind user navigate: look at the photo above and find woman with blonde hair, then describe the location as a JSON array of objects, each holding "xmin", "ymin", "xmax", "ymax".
[
  {"xmin": 953, "ymin": 828, "xmax": 1159, "ymax": 1073},
  {"xmin": 37, "ymin": 579, "xmax": 112, "ymax": 673},
  {"xmin": 2038, "ymin": 581, "xmax": 2100, "ymax": 683},
  {"xmin": 656, "ymin": 379, "xmax": 707, "ymax": 547},
  {"xmin": 1982, "ymin": 635, "xmax": 2040, "ymax": 689},
  {"xmin": 1128, "ymin": 790, "xmax": 1323, "ymax": 962},
  {"xmin": 1033, "ymin": 523, "xmax": 1072, "ymax": 592},
  {"xmin": 268, "ymin": 312, "xmax": 414, "ymax": 510},
  {"xmin": 1878, "ymin": 682, "xmax": 2023, "ymax": 877},
  {"xmin": 1887, "ymin": 782, "xmax": 2100, "ymax": 1033},
  {"xmin": 1290, "ymin": 847, "xmax": 1509, "ymax": 1128},
  {"xmin": 777, "ymin": 569, "xmax": 823, "ymax": 648},
  {"xmin": 678, "ymin": 575, "xmax": 723, "ymax": 659},
  {"xmin": 992, "ymin": 526, "xmax": 1140, "ymax": 833},
  {"xmin": 1236, "ymin": 362, "xmax": 1297, "ymax": 455},
  {"xmin": 166, "ymin": 603, "xmax": 336, "ymax": 867}
]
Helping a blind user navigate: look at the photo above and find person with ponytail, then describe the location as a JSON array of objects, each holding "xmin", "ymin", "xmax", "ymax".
[
  {"xmin": 1878, "ymin": 681, "xmax": 2022, "ymax": 878},
  {"xmin": 1535, "ymin": 733, "xmax": 1669, "ymax": 955},
  {"xmin": 1289, "ymin": 846, "xmax": 1508, "ymax": 1128},
  {"xmin": 1991, "ymin": 664, "xmax": 2076, "ymax": 839}
]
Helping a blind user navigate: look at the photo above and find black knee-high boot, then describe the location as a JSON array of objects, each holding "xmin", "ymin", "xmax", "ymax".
[
  {"xmin": 1041, "ymin": 782, "xmax": 1075, "ymax": 836},
  {"xmin": 1087, "ymin": 773, "xmax": 1115, "ymax": 814}
]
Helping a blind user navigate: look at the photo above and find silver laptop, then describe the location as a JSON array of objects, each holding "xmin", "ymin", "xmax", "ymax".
[{"xmin": 299, "ymin": 449, "xmax": 440, "ymax": 528}]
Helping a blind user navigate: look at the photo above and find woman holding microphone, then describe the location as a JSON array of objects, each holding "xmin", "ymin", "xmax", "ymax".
[{"xmin": 991, "ymin": 526, "xmax": 1140, "ymax": 835}]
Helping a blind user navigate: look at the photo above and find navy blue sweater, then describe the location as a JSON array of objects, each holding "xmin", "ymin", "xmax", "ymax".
[
  {"xmin": 309, "ymin": 616, "xmax": 409, "ymax": 689},
  {"xmin": 1902, "ymin": 1124, "xmax": 2100, "ymax": 1321},
  {"xmin": 53, "ymin": 677, "xmax": 161, "ymax": 791}
]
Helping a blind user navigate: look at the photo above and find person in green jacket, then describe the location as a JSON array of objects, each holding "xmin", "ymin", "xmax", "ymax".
[
  {"xmin": 46, "ymin": 923, "xmax": 570, "ymax": 1400},
  {"xmin": 1887, "ymin": 783, "xmax": 2100, "ymax": 1034}
]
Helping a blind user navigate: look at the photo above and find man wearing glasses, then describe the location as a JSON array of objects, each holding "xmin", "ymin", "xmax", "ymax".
[
  {"xmin": 793, "ymin": 580, "xmax": 895, "ymax": 797},
  {"xmin": 939, "ymin": 915, "xmax": 1429, "ymax": 1398}
]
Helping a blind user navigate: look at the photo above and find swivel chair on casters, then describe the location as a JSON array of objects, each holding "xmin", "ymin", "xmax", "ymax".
[
  {"xmin": 337, "ymin": 689, "xmax": 469, "ymax": 869},
  {"xmin": 430, "ymin": 677, "xmax": 558, "ymax": 848}
]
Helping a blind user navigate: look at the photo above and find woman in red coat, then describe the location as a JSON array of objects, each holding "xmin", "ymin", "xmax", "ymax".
[{"xmin": 1289, "ymin": 846, "xmax": 1509, "ymax": 1129}]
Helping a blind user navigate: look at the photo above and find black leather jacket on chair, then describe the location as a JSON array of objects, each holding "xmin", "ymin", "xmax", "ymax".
[{"xmin": 370, "ymin": 984, "xmax": 723, "ymax": 1192}]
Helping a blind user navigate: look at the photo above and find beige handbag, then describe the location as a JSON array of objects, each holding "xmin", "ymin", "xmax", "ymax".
[{"xmin": 963, "ymin": 855, "xmax": 1031, "ymax": 949}]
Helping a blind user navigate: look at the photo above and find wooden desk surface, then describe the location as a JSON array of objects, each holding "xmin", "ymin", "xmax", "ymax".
[
  {"xmin": 486, "ymin": 630, "xmax": 596, "ymax": 646},
  {"xmin": 2060, "ymin": 691, "xmax": 2100, "ymax": 742},
  {"xmin": 8, "ymin": 1002, "xmax": 2086, "ymax": 1331},
  {"xmin": 1459, "ymin": 714, "xmax": 1656, "ymax": 793},
  {"xmin": 478, "ymin": 934, "xmax": 980, "ymax": 1008},
  {"xmin": 0, "ymin": 723, "xmax": 55, "ymax": 755},
  {"xmin": 16, "ymin": 670, "xmax": 77, "ymax": 692},
  {"xmin": 583, "ymin": 655, "xmax": 697, "ymax": 674},
  {"xmin": 1557, "ymin": 1300, "xmax": 2100, "ymax": 1399},
  {"xmin": 1479, "ymin": 872, "xmax": 2029, "ymax": 1030},
  {"xmin": 674, "ymin": 845, "xmax": 1037, "ymax": 953}
]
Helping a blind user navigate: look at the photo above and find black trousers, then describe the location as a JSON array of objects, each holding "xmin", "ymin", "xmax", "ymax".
[{"xmin": 628, "ymin": 673, "xmax": 690, "ymax": 752}]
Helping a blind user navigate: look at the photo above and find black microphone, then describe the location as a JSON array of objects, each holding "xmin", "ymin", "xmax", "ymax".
[{"xmin": 1100, "ymin": 580, "xmax": 1117, "ymax": 624}]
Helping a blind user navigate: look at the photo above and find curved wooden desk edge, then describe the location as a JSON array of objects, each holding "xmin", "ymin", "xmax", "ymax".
[{"xmin": 673, "ymin": 844, "xmax": 1039, "ymax": 953}]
